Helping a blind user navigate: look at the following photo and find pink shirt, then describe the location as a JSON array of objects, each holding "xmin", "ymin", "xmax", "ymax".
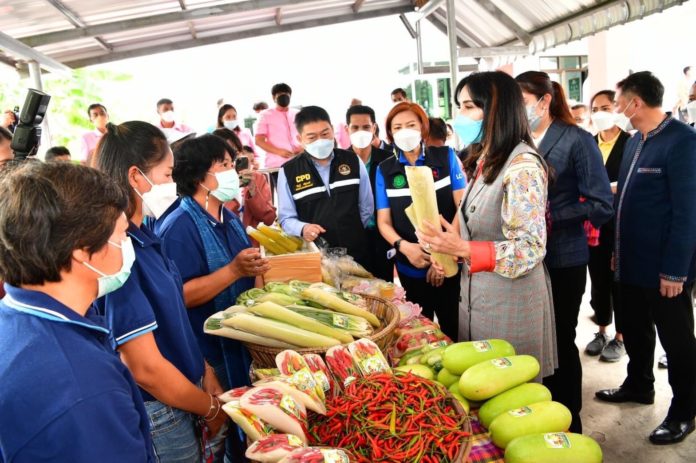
[
  {"xmin": 255, "ymin": 108, "xmax": 301, "ymax": 168},
  {"xmin": 335, "ymin": 122, "xmax": 351, "ymax": 149},
  {"xmin": 235, "ymin": 128, "xmax": 256, "ymax": 153},
  {"xmin": 156, "ymin": 121, "xmax": 193, "ymax": 133},
  {"xmin": 80, "ymin": 129, "xmax": 104, "ymax": 163}
]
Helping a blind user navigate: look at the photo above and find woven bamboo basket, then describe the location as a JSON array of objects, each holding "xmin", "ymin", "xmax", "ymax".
[
  {"xmin": 450, "ymin": 394, "xmax": 474, "ymax": 463},
  {"xmin": 244, "ymin": 293, "xmax": 400, "ymax": 368}
]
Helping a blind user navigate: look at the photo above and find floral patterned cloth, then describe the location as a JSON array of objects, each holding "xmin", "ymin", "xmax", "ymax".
[{"xmin": 492, "ymin": 153, "xmax": 548, "ymax": 278}]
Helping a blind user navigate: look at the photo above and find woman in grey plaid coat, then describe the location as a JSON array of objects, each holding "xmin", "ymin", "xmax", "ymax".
[{"xmin": 420, "ymin": 72, "xmax": 557, "ymax": 378}]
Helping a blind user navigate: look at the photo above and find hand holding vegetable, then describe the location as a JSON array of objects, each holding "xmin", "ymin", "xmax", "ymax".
[
  {"xmin": 205, "ymin": 396, "xmax": 228, "ymax": 438},
  {"xmin": 230, "ymin": 248, "xmax": 270, "ymax": 277},
  {"xmin": 418, "ymin": 215, "xmax": 470, "ymax": 259},
  {"xmin": 400, "ymin": 241, "xmax": 431, "ymax": 268}
]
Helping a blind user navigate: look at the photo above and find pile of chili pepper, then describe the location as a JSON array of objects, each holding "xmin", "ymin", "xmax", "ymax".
[{"xmin": 308, "ymin": 372, "xmax": 470, "ymax": 463}]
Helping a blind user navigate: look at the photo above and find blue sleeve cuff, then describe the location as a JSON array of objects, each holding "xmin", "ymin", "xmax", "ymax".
[{"xmin": 115, "ymin": 321, "xmax": 158, "ymax": 346}]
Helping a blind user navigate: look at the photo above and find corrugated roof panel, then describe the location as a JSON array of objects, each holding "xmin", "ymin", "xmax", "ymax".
[
  {"xmin": 59, "ymin": 0, "xmax": 183, "ymax": 25},
  {"xmin": 0, "ymin": 0, "xmax": 73, "ymax": 37}
]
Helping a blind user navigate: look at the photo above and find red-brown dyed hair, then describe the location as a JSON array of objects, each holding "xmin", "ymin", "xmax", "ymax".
[{"xmin": 385, "ymin": 102, "xmax": 430, "ymax": 144}]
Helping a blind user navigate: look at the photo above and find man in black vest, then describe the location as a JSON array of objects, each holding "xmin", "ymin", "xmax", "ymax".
[
  {"xmin": 277, "ymin": 106, "xmax": 374, "ymax": 268},
  {"xmin": 345, "ymin": 105, "xmax": 394, "ymax": 281}
]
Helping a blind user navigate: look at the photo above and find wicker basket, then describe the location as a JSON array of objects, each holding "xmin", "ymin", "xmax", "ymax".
[
  {"xmin": 244, "ymin": 293, "xmax": 400, "ymax": 368},
  {"xmin": 449, "ymin": 394, "xmax": 474, "ymax": 463}
]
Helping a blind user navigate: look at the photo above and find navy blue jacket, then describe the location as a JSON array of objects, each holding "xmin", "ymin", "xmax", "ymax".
[
  {"xmin": 615, "ymin": 117, "xmax": 696, "ymax": 288},
  {"xmin": 538, "ymin": 120, "xmax": 614, "ymax": 269}
]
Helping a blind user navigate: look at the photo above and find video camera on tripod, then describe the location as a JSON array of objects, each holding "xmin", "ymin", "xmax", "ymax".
[{"xmin": 10, "ymin": 88, "xmax": 51, "ymax": 160}]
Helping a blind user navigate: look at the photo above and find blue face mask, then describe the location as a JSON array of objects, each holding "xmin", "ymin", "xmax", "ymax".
[{"xmin": 453, "ymin": 114, "xmax": 483, "ymax": 146}]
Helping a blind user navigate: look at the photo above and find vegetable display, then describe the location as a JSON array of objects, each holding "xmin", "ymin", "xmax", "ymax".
[
  {"xmin": 309, "ymin": 372, "xmax": 470, "ymax": 463},
  {"xmin": 246, "ymin": 434, "xmax": 305, "ymax": 462},
  {"xmin": 240, "ymin": 386, "xmax": 309, "ymax": 443}
]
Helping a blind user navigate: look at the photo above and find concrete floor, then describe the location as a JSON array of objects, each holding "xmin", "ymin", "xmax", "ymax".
[{"xmin": 577, "ymin": 286, "xmax": 696, "ymax": 463}]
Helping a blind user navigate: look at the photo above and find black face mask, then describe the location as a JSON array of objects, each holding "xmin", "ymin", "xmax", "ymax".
[{"xmin": 276, "ymin": 94, "xmax": 291, "ymax": 108}]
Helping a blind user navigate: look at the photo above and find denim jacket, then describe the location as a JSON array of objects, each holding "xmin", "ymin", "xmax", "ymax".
[{"xmin": 538, "ymin": 120, "xmax": 614, "ymax": 269}]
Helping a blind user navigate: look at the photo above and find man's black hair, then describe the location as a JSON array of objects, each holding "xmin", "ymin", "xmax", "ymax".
[
  {"xmin": 346, "ymin": 105, "xmax": 376, "ymax": 124},
  {"xmin": 156, "ymin": 98, "xmax": 173, "ymax": 108},
  {"xmin": 295, "ymin": 106, "xmax": 331, "ymax": 134},
  {"xmin": 271, "ymin": 83, "xmax": 292, "ymax": 97},
  {"xmin": 617, "ymin": 71, "xmax": 664, "ymax": 108}
]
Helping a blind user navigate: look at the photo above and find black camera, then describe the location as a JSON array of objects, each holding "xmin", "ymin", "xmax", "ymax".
[
  {"xmin": 235, "ymin": 156, "xmax": 250, "ymax": 172},
  {"xmin": 11, "ymin": 89, "xmax": 51, "ymax": 160}
]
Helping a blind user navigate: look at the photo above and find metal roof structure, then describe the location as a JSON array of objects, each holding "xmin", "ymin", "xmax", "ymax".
[{"xmin": 0, "ymin": 0, "xmax": 689, "ymax": 73}]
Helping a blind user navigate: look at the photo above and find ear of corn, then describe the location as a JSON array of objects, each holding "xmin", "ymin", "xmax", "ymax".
[
  {"xmin": 204, "ymin": 314, "xmax": 295, "ymax": 348},
  {"xmin": 222, "ymin": 312, "xmax": 341, "ymax": 348},
  {"xmin": 255, "ymin": 292, "xmax": 302, "ymax": 306},
  {"xmin": 246, "ymin": 226, "xmax": 288, "ymax": 255},
  {"xmin": 285, "ymin": 305, "xmax": 373, "ymax": 338},
  {"xmin": 258, "ymin": 224, "xmax": 303, "ymax": 252},
  {"xmin": 247, "ymin": 302, "xmax": 354, "ymax": 344},
  {"xmin": 404, "ymin": 166, "xmax": 459, "ymax": 277},
  {"xmin": 300, "ymin": 288, "xmax": 380, "ymax": 328}
]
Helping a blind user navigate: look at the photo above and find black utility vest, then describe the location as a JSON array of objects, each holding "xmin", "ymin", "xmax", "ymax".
[
  {"xmin": 379, "ymin": 146, "xmax": 457, "ymax": 266},
  {"xmin": 283, "ymin": 150, "xmax": 368, "ymax": 266}
]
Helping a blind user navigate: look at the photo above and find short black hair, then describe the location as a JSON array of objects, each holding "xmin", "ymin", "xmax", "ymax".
[
  {"xmin": 87, "ymin": 103, "xmax": 107, "ymax": 117},
  {"xmin": 157, "ymin": 98, "xmax": 173, "ymax": 108},
  {"xmin": 253, "ymin": 101, "xmax": 268, "ymax": 111},
  {"xmin": 0, "ymin": 126, "xmax": 11, "ymax": 142},
  {"xmin": 391, "ymin": 88, "xmax": 407, "ymax": 98},
  {"xmin": 684, "ymin": 66, "xmax": 692, "ymax": 75},
  {"xmin": 242, "ymin": 145, "xmax": 254, "ymax": 154},
  {"xmin": 271, "ymin": 83, "xmax": 292, "ymax": 97},
  {"xmin": 617, "ymin": 71, "xmax": 664, "ymax": 108},
  {"xmin": 212, "ymin": 128, "xmax": 242, "ymax": 156},
  {"xmin": 428, "ymin": 117, "xmax": 448, "ymax": 143},
  {"xmin": 173, "ymin": 134, "xmax": 231, "ymax": 197},
  {"xmin": 45, "ymin": 146, "xmax": 71, "ymax": 161},
  {"xmin": 0, "ymin": 161, "xmax": 126, "ymax": 286},
  {"xmin": 571, "ymin": 104, "xmax": 588, "ymax": 111},
  {"xmin": 95, "ymin": 121, "xmax": 169, "ymax": 218},
  {"xmin": 346, "ymin": 105, "xmax": 376, "ymax": 124},
  {"xmin": 295, "ymin": 106, "xmax": 331, "ymax": 134}
]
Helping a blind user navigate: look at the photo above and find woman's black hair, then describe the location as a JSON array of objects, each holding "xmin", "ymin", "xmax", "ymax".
[
  {"xmin": 212, "ymin": 128, "xmax": 242, "ymax": 154},
  {"xmin": 216, "ymin": 103, "xmax": 238, "ymax": 129},
  {"xmin": 173, "ymin": 134, "xmax": 231, "ymax": 197},
  {"xmin": 454, "ymin": 71, "xmax": 533, "ymax": 184},
  {"xmin": 95, "ymin": 121, "xmax": 169, "ymax": 218},
  {"xmin": 0, "ymin": 161, "xmax": 126, "ymax": 285},
  {"xmin": 515, "ymin": 71, "xmax": 576, "ymax": 126}
]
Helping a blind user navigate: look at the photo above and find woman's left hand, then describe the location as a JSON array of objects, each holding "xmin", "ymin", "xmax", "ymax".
[
  {"xmin": 202, "ymin": 363, "xmax": 224, "ymax": 397},
  {"xmin": 418, "ymin": 215, "xmax": 470, "ymax": 259}
]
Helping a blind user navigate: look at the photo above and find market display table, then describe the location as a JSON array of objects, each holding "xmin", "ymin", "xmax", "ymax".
[{"xmin": 467, "ymin": 412, "xmax": 504, "ymax": 463}]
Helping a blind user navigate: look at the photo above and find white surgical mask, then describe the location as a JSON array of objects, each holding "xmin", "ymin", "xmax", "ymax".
[
  {"xmin": 591, "ymin": 111, "xmax": 616, "ymax": 132},
  {"xmin": 614, "ymin": 101, "xmax": 635, "ymax": 132},
  {"xmin": 686, "ymin": 100, "xmax": 696, "ymax": 124},
  {"xmin": 207, "ymin": 169, "xmax": 240, "ymax": 202},
  {"xmin": 526, "ymin": 98, "xmax": 545, "ymax": 132},
  {"xmin": 161, "ymin": 111, "xmax": 175, "ymax": 123},
  {"xmin": 223, "ymin": 120, "xmax": 239, "ymax": 130},
  {"xmin": 305, "ymin": 138, "xmax": 334, "ymax": 160},
  {"xmin": 350, "ymin": 131, "xmax": 373, "ymax": 149},
  {"xmin": 134, "ymin": 169, "xmax": 178, "ymax": 219},
  {"xmin": 83, "ymin": 238, "xmax": 136, "ymax": 298},
  {"xmin": 393, "ymin": 128, "xmax": 422, "ymax": 152}
]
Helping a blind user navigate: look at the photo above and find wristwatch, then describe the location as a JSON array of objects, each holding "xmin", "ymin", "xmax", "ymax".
[{"xmin": 394, "ymin": 239, "xmax": 403, "ymax": 252}]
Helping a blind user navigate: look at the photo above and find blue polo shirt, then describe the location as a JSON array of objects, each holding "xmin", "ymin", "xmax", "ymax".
[
  {"xmin": 0, "ymin": 285, "xmax": 154, "ymax": 463},
  {"xmin": 92, "ymin": 222, "xmax": 205, "ymax": 402},
  {"xmin": 374, "ymin": 146, "xmax": 466, "ymax": 277},
  {"xmin": 157, "ymin": 202, "xmax": 255, "ymax": 366}
]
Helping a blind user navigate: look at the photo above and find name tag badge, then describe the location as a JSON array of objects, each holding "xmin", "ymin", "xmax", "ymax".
[{"xmin": 636, "ymin": 167, "xmax": 662, "ymax": 174}]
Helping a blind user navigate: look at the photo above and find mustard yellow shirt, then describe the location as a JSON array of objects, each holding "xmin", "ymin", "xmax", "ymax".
[{"xmin": 598, "ymin": 130, "xmax": 621, "ymax": 164}]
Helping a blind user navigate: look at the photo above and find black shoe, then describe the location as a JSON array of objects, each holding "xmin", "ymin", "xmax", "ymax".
[
  {"xmin": 658, "ymin": 354, "xmax": 668, "ymax": 369},
  {"xmin": 649, "ymin": 419, "xmax": 695, "ymax": 445},
  {"xmin": 595, "ymin": 387, "xmax": 655, "ymax": 404}
]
